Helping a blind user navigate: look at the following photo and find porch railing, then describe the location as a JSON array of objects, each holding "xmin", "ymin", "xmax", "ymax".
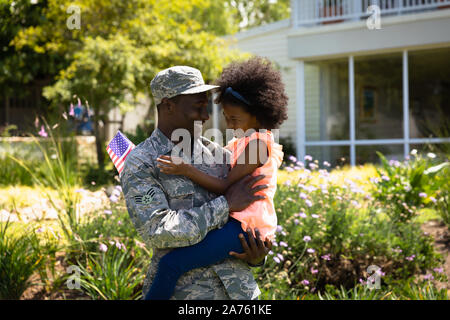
[{"xmin": 292, "ymin": 0, "xmax": 450, "ymax": 27}]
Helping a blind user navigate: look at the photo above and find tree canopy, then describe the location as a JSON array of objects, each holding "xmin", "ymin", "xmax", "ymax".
[{"xmin": 1, "ymin": 0, "xmax": 289, "ymax": 167}]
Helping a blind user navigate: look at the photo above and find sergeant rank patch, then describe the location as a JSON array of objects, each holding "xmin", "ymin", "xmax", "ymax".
[{"xmin": 135, "ymin": 187, "xmax": 156, "ymax": 205}]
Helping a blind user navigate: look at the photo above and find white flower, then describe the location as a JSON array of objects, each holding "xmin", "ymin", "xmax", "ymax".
[
  {"xmin": 427, "ymin": 152, "xmax": 436, "ymax": 159},
  {"xmin": 410, "ymin": 149, "xmax": 417, "ymax": 155}
]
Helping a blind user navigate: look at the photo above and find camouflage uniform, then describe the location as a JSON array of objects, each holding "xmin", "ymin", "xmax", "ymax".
[{"xmin": 120, "ymin": 128, "xmax": 261, "ymax": 300}]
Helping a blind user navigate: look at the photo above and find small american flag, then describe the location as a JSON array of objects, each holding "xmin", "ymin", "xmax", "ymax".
[{"xmin": 106, "ymin": 130, "xmax": 135, "ymax": 175}]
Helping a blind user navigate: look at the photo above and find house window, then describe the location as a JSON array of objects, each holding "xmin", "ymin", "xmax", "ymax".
[
  {"xmin": 356, "ymin": 144, "xmax": 404, "ymax": 165},
  {"xmin": 354, "ymin": 53, "xmax": 403, "ymax": 140},
  {"xmin": 305, "ymin": 59, "xmax": 349, "ymax": 141},
  {"xmin": 298, "ymin": 47, "xmax": 450, "ymax": 165},
  {"xmin": 409, "ymin": 47, "xmax": 450, "ymax": 139}
]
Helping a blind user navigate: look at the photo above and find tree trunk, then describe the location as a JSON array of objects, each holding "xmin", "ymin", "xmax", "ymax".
[{"xmin": 93, "ymin": 115, "xmax": 105, "ymax": 170}]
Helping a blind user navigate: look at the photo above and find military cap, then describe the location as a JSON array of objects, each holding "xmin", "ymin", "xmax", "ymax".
[{"xmin": 150, "ymin": 66, "xmax": 219, "ymax": 105}]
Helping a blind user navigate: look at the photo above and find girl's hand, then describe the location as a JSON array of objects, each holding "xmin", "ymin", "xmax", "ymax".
[{"xmin": 156, "ymin": 155, "xmax": 190, "ymax": 176}]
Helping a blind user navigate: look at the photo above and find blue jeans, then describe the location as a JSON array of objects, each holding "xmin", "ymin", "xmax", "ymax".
[{"xmin": 144, "ymin": 218, "xmax": 248, "ymax": 300}]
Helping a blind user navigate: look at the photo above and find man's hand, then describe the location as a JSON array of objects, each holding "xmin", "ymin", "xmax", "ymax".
[
  {"xmin": 225, "ymin": 175, "xmax": 268, "ymax": 212},
  {"xmin": 229, "ymin": 228, "xmax": 272, "ymax": 266}
]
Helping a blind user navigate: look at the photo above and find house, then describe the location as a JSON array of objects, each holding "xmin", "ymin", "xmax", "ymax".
[{"xmin": 221, "ymin": 0, "xmax": 450, "ymax": 166}]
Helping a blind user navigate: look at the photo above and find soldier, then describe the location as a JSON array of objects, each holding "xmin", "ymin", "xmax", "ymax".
[{"xmin": 121, "ymin": 66, "xmax": 271, "ymax": 300}]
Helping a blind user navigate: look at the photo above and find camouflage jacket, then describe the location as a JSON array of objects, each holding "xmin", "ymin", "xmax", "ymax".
[{"xmin": 120, "ymin": 128, "xmax": 261, "ymax": 300}]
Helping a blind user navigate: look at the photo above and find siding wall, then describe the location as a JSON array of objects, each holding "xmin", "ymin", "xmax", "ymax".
[{"xmin": 225, "ymin": 22, "xmax": 299, "ymax": 147}]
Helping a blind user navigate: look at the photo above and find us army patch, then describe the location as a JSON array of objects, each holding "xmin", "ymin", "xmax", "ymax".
[{"xmin": 135, "ymin": 187, "xmax": 156, "ymax": 205}]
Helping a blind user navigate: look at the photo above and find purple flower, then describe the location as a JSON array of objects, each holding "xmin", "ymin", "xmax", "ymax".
[
  {"xmin": 381, "ymin": 175, "xmax": 390, "ymax": 181},
  {"xmin": 310, "ymin": 268, "xmax": 318, "ymax": 274},
  {"xmin": 323, "ymin": 161, "xmax": 331, "ymax": 167},
  {"xmin": 321, "ymin": 254, "xmax": 331, "ymax": 261},
  {"xmin": 268, "ymin": 250, "xmax": 274, "ymax": 255},
  {"xmin": 299, "ymin": 212, "xmax": 307, "ymax": 218},
  {"xmin": 307, "ymin": 248, "xmax": 315, "ymax": 254},
  {"xmin": 294, "ymin": 219, "xmax": 300, "ymax": 225},
  {"xmin": 423, "ymin": 274, "xmax": 434, "ymax": 280},
  {"xmin": 104, "ymin": 210, "xmax": 112, "ymax": 215},
  {"xmin": 418, "ymin": 192, "xmax": 427, "ymax": 198},
  {"xmin": 376, "ymin": 269, "xmax": 385, "ymax": 277},
  {"xmin": 38, "ymin": 125, "xmax": 48, "ymax": 137},
  {"xmin": 272, "ymin": 241, "xmax": 278, "ymax": 247},
  {"xmin": 308, "ymin": 163, "xmax": 318, "ymax": 170},
  {"xmin": 273, "ymin": 256, "xmax": 281, "ymax": 264},
  {"xmin": 279, "ymin": 241, "xmax": 288, "ymax": 247},
  {"xmin": 116, "ymin": 241, "xmax": 126, "ymax": 251},
  {"xmin": 301, "ymin": 280, "xmax": 310, "ymax": 286},
  {"xmin": 311, "ymin": 214, "xmax": 319, "ymax": 219},
  {"xmin": 433, "ymin": 267, "xmax": 443, "ymax": 274},
  {"xmin": 429, "ymin": 196, "xmax": 437, "ymax": 203},
  {"xmin": 69, "ymin": 103, "xmax": 75, "ymax": 116},
  {"xmin": 296, "ymin": 161, "xmax": 304, "ymax": 167},
  {"xmin": 109, "ymin": 195, "xmax": 119, "ymax": 203},
  {"xmin": 276, "ymin": 225, "xmax": 283, "ymax": 233},
  {"xmin": 303, "ymin": 236, "xmax": 311, "ymax": 242},
  {"xmin": 286, "ymin": 167, "xmax": 294, "ymax": 173},
  {"xmin": 277, "ymin": 253, "xmax": 284, "ymax": 261},
  {"xmin": 299, "ymin": 192, "xmax": 308, "ymax": 200},
  {"xmin": 305, "ymin": 200, "xmax": 313, "ymax": 207},
  {"xmin": 99, "ymin": 243, "xmax": 108, "ymax": 252},
  {"xmin": 304, "ymin": 155, "xmax": 313, "ymax": 161},
  {"xmin": 389, "ymin": 160, "xmax": 401, "ymax": 167},
  {"xmin": 405, "ymin": 254, "xmax": 416, "ymax": 261}
]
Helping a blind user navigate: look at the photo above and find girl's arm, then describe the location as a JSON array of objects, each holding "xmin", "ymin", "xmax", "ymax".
[{"xmin": 157, "ymin": 139, "xmax": 269, "ymax": 195}]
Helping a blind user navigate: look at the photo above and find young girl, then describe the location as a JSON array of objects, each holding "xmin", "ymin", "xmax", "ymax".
[{"xmin": 145, "ymin": 56, "xmax": 288, "ymax": 300}]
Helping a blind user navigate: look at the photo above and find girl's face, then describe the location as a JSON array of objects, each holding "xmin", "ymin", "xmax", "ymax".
[{"xmin": 222, "ymin": 103, "xmax": 260, "ymax": 134}]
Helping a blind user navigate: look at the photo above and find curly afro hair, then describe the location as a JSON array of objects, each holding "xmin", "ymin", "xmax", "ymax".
[{"xmin": 214, "ymin": 56, "xmax": 288, "ymax": 130}]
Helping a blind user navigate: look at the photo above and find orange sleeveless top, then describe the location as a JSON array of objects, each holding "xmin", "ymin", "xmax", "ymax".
[{"xmin": 225, "ymin": 131, "xmax": 283, "ymax": 241}]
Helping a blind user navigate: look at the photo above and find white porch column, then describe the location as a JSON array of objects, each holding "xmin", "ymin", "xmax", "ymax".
[
  {"xmin": 296, "ymin": 60, "xmax": 306, "ymax": 161},
  {"xmin": 349, "ymin": 55, "xmax": 356, "ymax": 166},
  {"xmin": 403, "ymin": 50, "xmax": 410, "ymax": 158},
  {"xmin": 212, "ymin": 92, "xmax": 219, "ymax": 130}
]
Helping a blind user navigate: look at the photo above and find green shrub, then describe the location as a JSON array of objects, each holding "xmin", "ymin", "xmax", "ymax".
[
  {"xmin": 372, "ymin": 151, "xmax": 448, "ymax": 224},
  {"xmin": 0, "ymin": 220, "xmax": 46, "ymax": 299},
  {"xmin": 255, "ymin": 157, "xmax": 443, "ymax": 300},
  {"xmin": 76, "ymin": 247, "xmax": 146, "ymax": 300}
]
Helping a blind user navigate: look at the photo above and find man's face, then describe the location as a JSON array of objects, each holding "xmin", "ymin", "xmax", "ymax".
[{"xmin": 171, "ymin": 92, "xmax": 210, "ymax": 135}]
